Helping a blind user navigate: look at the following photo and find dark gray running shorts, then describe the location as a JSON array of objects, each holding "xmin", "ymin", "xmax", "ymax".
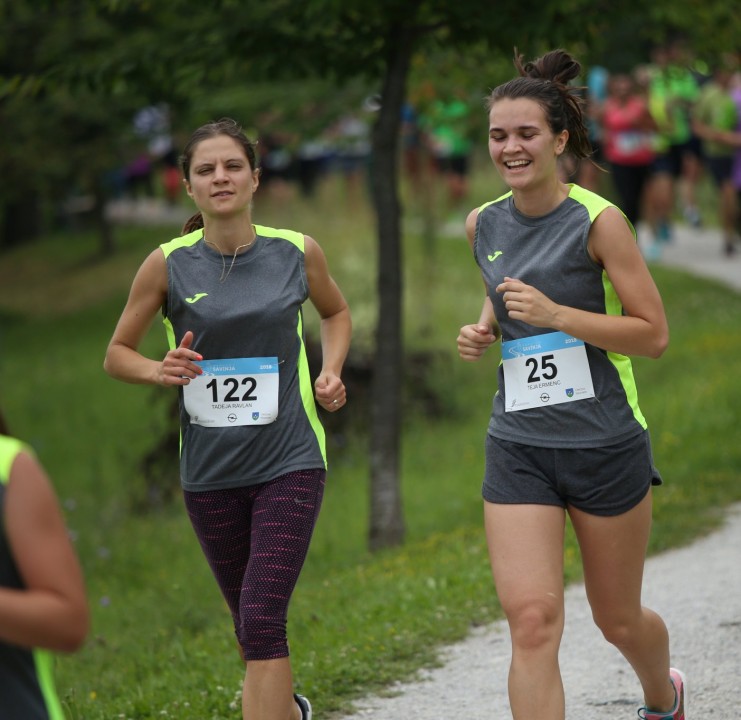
[{"xmin": 483, "ymin": 430, "xmax": 662, "ymax": 516}]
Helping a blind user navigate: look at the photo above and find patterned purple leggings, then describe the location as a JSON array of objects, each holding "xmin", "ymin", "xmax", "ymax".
[{"xmin": 183, "ymin": 469, "xmax": 325, "ymax": 661}]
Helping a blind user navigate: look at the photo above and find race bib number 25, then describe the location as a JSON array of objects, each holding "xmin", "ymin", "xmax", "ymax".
[
  {"xmin": 502, "ymin": 332, "xmax": 595, "ymax": 412},
  {"xmin": 183, "ymin": 357, "xmax": 279, "ymax": 427}
]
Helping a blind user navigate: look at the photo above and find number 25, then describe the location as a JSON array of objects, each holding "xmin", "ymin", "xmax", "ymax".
[{"xmin": 526, "ymin": 354, "xmax": 557, "ymax": 383}]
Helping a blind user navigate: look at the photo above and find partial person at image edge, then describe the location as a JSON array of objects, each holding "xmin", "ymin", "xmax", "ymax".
[{"xmin": 0, "ymin": 406, "xmax": 89, "ymax": 720}]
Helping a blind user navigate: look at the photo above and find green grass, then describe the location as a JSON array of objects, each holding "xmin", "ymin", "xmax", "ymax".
[{"xmin": 1, "ymin": 167, "xmax": 740, "ymax": 718}]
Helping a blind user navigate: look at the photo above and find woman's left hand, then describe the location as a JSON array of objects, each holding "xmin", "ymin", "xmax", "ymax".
[
  {"xmin": 315, "ymin": 373, "xmax": 346, "ymax": 412},
  {"xmin": 496, "ymin": 276, "xmax": 559, "ymax": 328}
]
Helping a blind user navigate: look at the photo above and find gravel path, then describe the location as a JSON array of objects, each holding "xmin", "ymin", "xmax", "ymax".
[
  {"xmin": 333, "ymin": 503, "xmax": 741, "ymax": 719},
  {"xmin": 637, "ymin": 222, "xmax": 741, "ymax": 292}
]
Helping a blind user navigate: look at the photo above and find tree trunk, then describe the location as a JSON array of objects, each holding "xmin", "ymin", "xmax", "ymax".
[{"xmin": 367, "ymin": 26, "xmax": 414, "ymax": 551}]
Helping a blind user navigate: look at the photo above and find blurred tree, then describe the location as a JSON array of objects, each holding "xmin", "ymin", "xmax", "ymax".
[{"xmin": 0, "ymin": 2, "xmax": 156, "ymax": 253}]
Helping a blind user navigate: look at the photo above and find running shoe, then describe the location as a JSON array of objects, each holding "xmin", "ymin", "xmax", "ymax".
[
  {"xmin": 294, "ymin": 693, "xmax": 313, "ymax": 720},
  {"xmin": 637, "ymin": 668, "xmax": 686, "ymax": 719}
]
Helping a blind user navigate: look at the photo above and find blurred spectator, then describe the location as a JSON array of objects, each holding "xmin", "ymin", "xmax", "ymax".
[
  {"xmin": 733, "ymin": 69, "xmax": 741, "ymax": 247},
  {"xmin": 259, "ymin": 136, "xmax": 296, "ymax": 205},
  {"xmin": 160, "ymin": 147, "xmax": 183, "ymax": 206},
  {"xmin": 131, "ymin": 103, "xmax": 179, "ymax": 204},
  {"xmin": 331, "ymin": 109, "xmax": 372, "ymax": 205},
  {"xmin": 692, "ymin": 61, "xmax": 738, "ymax": 255},
  {"xmin": 124, "ymin": 149, "xmax": 154, "ymax": 199},
  {"xmin": 256, "ymin": 110, "xmax": 297, "ymax": 204},
  {"xmin": 421, "ymin": 94, "xmax": 474, "ymax": 216},
  {"xmin": 646, "ymin": 39, "xmax": 704, "ymax": 238},
  {"xmin": 294, "ymin": 105, "xmax": 333, "ymax": 199},
  {"xmin": 578, "ymin": 64, "xmax": 609, "ymax": 191},
  {"xmin": 400, "ymin": 101, "xmax": 424, "ymax": 199},
  {"xmin": 602, "ymin": 72, "xmax": 657, "ymax": 230},
  {"xmin": 296, "ymin": 137, "xmax": 332, "ymax": 198}
]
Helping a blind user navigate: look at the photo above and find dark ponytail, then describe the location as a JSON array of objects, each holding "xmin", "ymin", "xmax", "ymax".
[{"xmin": 181, "ymin": 212, "xmax": 204, "ymax": 235}]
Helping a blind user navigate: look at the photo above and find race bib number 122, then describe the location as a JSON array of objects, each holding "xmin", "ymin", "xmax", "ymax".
[{"xmin": 183, "ymin": 357, "xmax": 279, "ymax": 427}]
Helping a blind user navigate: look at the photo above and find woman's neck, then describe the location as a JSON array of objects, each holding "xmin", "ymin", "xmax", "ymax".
[
  {"xmin": 201, "ymin": 215, "xmax": 256, "ymax": 253},
  {"xmin": 511, "ymin": 179, "xmax": 570, "ymax": 218}
]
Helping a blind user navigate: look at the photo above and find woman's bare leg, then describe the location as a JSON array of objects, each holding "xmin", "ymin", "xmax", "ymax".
[
  {"xmin": 485, "ymin": 502, "xmax": 567, "ymax": 720},
  {"xmin": 569, "ymin": 492, "xmax": 675, "ymax": 712}
]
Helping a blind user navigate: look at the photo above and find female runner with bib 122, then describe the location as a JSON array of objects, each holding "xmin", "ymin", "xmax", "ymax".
[{"xmin": 105, "ymin": 118, "xmax": 351, "ymax": 720}]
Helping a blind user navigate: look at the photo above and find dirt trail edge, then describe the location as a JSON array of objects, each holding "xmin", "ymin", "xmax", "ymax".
[{"xmin": 333, "ymin": 503, "xmax": 741, "ymax": 719}]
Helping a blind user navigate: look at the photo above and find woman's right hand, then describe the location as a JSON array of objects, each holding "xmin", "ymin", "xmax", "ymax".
[
  {"xmin": 457, "ymin": 323, "xmax": 499, "ymax": 362},
  {"xmin": 158, "ymin": 331, "xmax": 203, "ymax": 385}
]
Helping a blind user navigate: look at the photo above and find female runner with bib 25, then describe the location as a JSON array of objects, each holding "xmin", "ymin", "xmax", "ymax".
[{"xmin": 457, "ymin": 50, "xmax": 686, "ymax": 720}]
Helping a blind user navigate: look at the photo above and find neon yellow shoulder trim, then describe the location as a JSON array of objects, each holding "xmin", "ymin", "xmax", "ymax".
[
  {"xmin": 159, "ymin": 226, "xmax": 305, "ymax": 257},
  {"xmin": 160, "ymin": 229, "xmax": 203, "ymax": 259},
  {"xmin": 567, "ymin": 184, "xmax": 636, "ymax": 236},
  {"xmin": 254, "ymin": 224, "xmax": 305, "ymax": 252},
  {"xmin": 0, "ymin": 436, "xmax": 27, "ymax": 485},
  {"xmin": 567, "ymin": 183, "xmax": 613, "ymax": 222},
  {"xmin": 478, "ymin": 191, "xmax": 512, "ymax": 214}
]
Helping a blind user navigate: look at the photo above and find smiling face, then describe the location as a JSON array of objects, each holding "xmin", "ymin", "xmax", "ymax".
[
  {"xmin": 488, "ymin": 97, "xmax": 568, "ymax": 194},
  {"xmin": 184, "ymin": 134, "xmax": 260, "ymax": 219}
]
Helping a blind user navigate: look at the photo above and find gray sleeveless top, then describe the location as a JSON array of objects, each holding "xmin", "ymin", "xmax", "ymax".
[
  {"xmin": 161, "ymin": 225, "xmax": 326, "ymax": 491},
  {"xmin": 473, "ymin": 184, "xmax": 648, "ymax": 448}
]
